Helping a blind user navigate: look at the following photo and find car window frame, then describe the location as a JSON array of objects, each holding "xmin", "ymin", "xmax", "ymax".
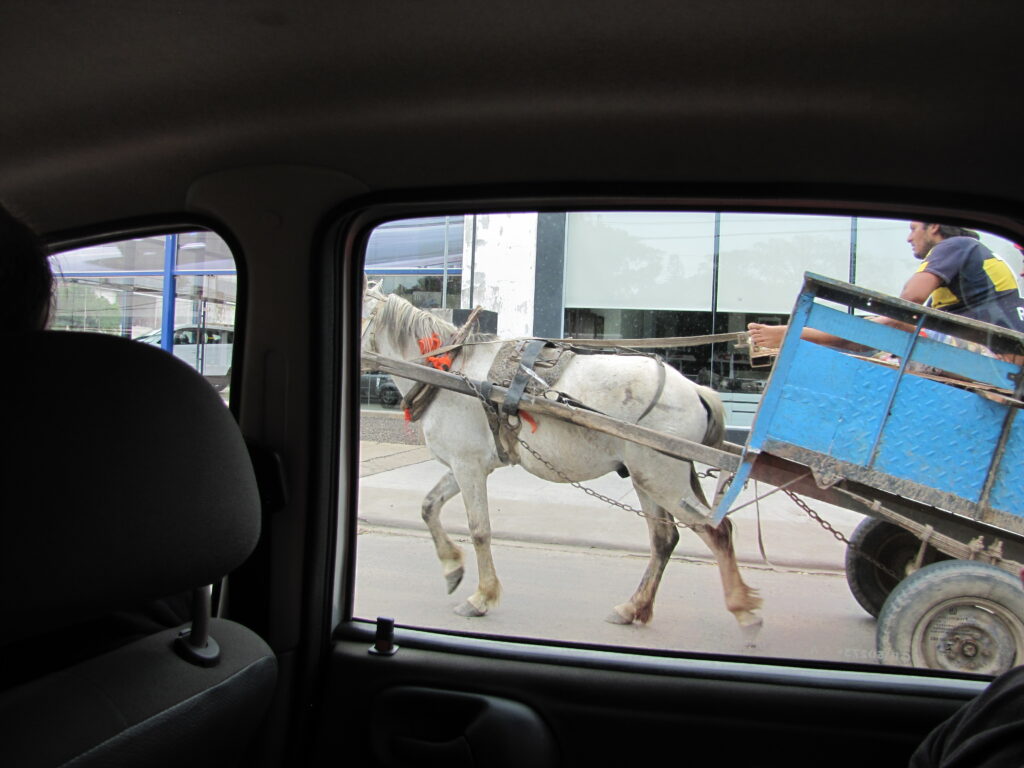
[{"xmin": 323, "ymin": 193, "xmax": 1024, "ymax": 692}]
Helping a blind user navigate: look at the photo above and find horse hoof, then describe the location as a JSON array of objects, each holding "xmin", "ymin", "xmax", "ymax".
[
  {"xmin": 445, "ymin": 567, "xmax": 464, "ymax": 594},
  {"xmin": 738, "ymin": 615, "xmax": 763, "ymax": 648},
  {"xmin": 455, "ymin": 600, "xmax": 486, "ymax": 617},
  {"xmin": 605, "ymin": 605, "xmax": 636, "ymax": 625}
]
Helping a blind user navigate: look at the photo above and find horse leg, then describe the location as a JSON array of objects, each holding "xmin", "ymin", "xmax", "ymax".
[
  {"xmin": 681, "ymin": 468, "xmax": 762, "ymax": 637},
  {"xmin": 450, "ymin": 465, "xmax": 501, "ymax": 617},
  {"xmin": 692, "ymin": 519, "xmax": 762, "ymax": 633},
  {"xmin": 607, "ymin": 490, "xmax": 678, "ymax": 625},
  {"xmin": 421, "ymin": 470, "xmax": 465, "ymax": 594}
]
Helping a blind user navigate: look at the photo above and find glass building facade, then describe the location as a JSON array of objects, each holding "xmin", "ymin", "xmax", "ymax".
[{"xmin": 363, "ymin": 210, "xmax": 1024, "ymax": 427}]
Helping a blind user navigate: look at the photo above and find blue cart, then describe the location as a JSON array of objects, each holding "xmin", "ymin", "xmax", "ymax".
[{"xmin": 714, "ymin": 273, "xmax": 1024, "ymax": 675}]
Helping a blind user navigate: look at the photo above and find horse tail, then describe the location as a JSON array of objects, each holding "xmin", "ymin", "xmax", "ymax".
[{"xmin": 695, "ymin": 384, "xmax": 726, "ymax": 448}]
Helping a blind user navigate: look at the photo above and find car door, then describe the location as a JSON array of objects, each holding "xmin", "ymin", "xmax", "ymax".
[{"xmin": 298, "ymin": 202, "xmax": 1013, "ymax": 768}]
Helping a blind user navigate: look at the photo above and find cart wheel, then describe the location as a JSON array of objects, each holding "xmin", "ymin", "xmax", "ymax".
[
  {"xmin": 876, "ymin": 560, "xmax": 1024, "ymax": 675},
  {"xmin": 845, "ymin": 517, "xmax": 950, "ymax": 618}
]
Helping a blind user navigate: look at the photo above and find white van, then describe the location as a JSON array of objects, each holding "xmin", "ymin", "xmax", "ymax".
[{"xmin": 135, "ymin": 325, "xmax": 233, "ymax": 390}]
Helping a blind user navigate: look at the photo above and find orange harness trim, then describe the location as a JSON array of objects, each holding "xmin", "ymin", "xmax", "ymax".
[
  {"xmin": 426, "ymin": 354, "xmax": 452, "ymax": 371},
  {"xmin": 521, "ymin": 410, "xmax": 538, "ymax": 433},
  {"xmin": 417, "ymin": 333, "xmax": 452, "ymax": 370},
  {"xmin": 417, "ymin": 333, "xmax": 442, "ymax": 354}
]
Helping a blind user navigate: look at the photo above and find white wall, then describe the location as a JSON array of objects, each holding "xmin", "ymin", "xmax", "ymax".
[{"xmin": 461, "ymin": 213, "xmax": 538, "ymax": 338}]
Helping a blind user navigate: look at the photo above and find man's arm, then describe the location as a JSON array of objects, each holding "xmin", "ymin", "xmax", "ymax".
[{"xmin": 870, "ymin": 271, "xmax": 942, "ymax": 332}]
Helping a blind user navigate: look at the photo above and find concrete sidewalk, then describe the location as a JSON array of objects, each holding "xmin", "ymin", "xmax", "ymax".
[{"xmin": 358, "ymin": 434, "xmax": 866, "ymax": 573}]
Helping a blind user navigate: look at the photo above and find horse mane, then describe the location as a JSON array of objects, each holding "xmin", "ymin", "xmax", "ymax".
[{"xmin": 378, "ymin": 292, "xmax": 497, "ymax": 350}]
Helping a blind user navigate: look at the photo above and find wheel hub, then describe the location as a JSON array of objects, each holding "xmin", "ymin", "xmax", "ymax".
[
  {"xmin": 959, "ymin": 638, "xmax": 979, "ymax": 658},
  {"xmin": 920, "ymin": 605, "xmax": 1016, "ymax": 674},
  {"xmin": 942, "ymin": 627, "xmax": 990, "ymax": 664}
]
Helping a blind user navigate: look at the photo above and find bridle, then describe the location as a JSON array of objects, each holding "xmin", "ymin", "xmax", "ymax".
[{"xmin": 360, "ymin": 289, "xmax": 386, "ymax": 357}]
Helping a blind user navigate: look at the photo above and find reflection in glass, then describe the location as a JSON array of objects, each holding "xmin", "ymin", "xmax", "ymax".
[
  {"xmin": 565, "ymin": 212, "xmax": 716, "ymax": 311},
  {"xmin": 52, "ymin": 236, "xmax": 168, "ymax": 274},
  {"xmin": 716, "ymin": 213, "xmax": 852, "ymax": 314},
  {"xmin": 175, "ymin": 231, "xmax": 237, "ymax": 271}
]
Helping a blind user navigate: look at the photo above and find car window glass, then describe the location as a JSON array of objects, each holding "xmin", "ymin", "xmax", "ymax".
[
  {"xmin": 352, "ymin": 211, "xmax": 1024, "ymax": 678},
  {"xmin": 50, "ymin": 231, "xmax": 238, "ymax": 399}
]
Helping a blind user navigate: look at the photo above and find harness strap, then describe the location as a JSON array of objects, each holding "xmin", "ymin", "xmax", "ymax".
[
  {"xmin": 502, "ymin": 338, "xmax": 548, "ymax": 417},
  {"xmin": 635, "ymin": 358, "xmax": 666, "ymax": 423},
  {"xmin": 478, "ymin": 381, "xmax": 511, "ymax": 465}
]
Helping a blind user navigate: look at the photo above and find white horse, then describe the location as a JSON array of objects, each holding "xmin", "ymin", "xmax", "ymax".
[{"xmin": 361, "ymin": 280, "xmax": 762, "ymax": 631}]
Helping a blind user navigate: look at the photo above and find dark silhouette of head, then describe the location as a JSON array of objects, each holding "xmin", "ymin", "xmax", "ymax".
[{"xmin": 0, "ymin": 204, "xmax": 52, "ymax": 331}]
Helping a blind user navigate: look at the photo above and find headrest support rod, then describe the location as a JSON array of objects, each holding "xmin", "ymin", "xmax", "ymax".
[{"xmin": 174, "ymin": 585, "xmax": 221, "ymax": 667}]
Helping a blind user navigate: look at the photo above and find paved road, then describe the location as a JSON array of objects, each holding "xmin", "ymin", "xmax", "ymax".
[{"xmin": 354, "ymin": 410, "xmax": 881, "ymax": 665}]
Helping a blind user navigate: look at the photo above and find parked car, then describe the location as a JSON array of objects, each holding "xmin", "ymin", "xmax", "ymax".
[
  {"xmin": 134, "ymin": 325, "xmax": 233, "ymax": 390},
  {"xmin": 359, "ymin": 371, "xmax": 401, "ymax": 408}
]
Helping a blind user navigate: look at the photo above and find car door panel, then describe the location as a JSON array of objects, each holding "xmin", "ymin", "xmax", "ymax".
[{"xmin": 314, "ymin": 632, "xmax": 979, "ymax": 768}]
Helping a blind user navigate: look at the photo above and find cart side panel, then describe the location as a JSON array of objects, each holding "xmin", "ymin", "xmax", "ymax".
[
  {"xmin": 875, "ymin": 376, "xmax": 1006, "ymax": 502},
  {"xmin": 990, "ymin": 414, "xmax": 1024, "ymax": 515},
  {"xmin": 756, "ymin": 341, "xmax": 890, "ymax": 466}
]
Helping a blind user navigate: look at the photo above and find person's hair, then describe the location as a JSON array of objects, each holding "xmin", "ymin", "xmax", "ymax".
[
  {"xmin": 922, "ymin": 222, "xmax": 981, "ymax": 240},
  {"xmin": 0, "ymin": 204, "xmax": 53, "ymax": 331}
]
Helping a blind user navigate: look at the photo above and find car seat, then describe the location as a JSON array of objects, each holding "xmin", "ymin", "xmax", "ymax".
[{"xmin": 0, "ymin": 331, "xmax": 277, "ymax": 768}]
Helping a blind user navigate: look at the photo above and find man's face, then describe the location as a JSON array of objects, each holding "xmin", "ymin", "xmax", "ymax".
[{"xmin": 908, "ymin": 221, "xmax": 941, "ymax": 259}]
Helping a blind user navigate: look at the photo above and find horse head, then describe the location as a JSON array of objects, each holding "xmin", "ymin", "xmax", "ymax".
[{"xmin": 361, "ymin": 277, "xmax": 388, "ymax": 357}]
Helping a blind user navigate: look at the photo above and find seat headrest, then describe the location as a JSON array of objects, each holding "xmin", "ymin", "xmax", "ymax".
[{"xmin": 0, "ymin": 332, "xmax": 261, "ymax": 645}]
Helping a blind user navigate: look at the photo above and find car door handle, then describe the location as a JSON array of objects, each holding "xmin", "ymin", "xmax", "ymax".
[{"xmin": 371, "ymin": 686, "xmax": 558, "ymax": 767}]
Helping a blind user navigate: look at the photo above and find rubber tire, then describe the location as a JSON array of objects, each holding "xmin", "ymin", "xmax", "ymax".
[
  {"xmin": 845, "ymin": 517, "xmax": 950, "ymax": 618},
  {"xmin": 876, "ymin": 560, "xmax": 1024, "ymax": 675},
  {"xmin": 379, "ymin": 386, "xmax": 401, "ymax": 408}
]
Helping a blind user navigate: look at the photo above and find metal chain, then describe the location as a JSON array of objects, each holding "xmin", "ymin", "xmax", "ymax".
[{"xmin": 783, "ymin": 488, "xmax": 901, "ymax": 580}]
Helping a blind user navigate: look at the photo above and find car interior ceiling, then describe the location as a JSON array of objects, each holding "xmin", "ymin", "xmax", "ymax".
[{"xmin": 3, "ymin": 3, "xmax": 1024, "ymax": 767}]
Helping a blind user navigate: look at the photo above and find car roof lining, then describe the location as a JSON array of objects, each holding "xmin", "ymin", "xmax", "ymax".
[{"xmin": 2, "ymin": 2, "xmax": 1023, "ymax": 234}]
